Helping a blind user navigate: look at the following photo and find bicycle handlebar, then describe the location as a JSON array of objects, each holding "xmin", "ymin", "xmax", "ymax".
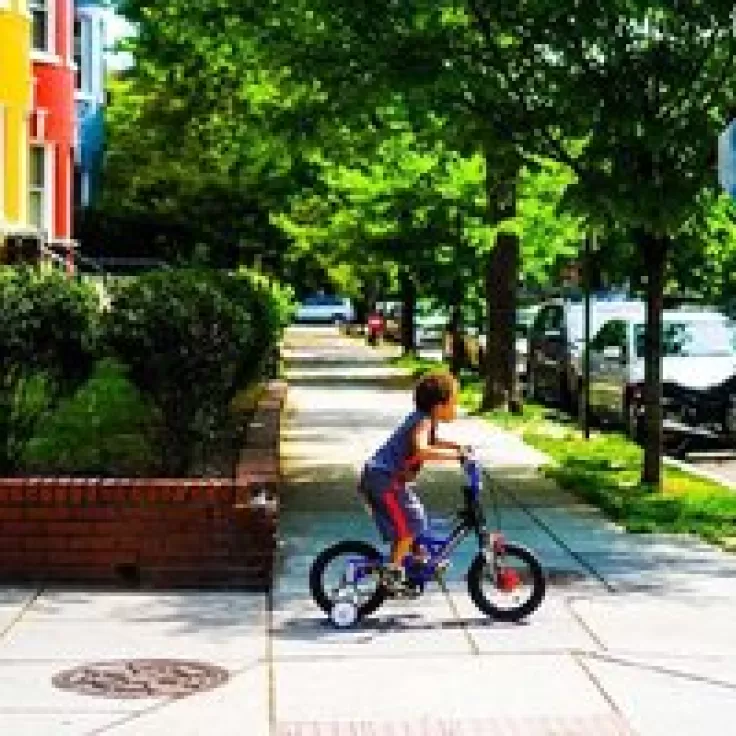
[{"xmin": 461, "ymin": 450, "xmax": 483, "ymax": 494}]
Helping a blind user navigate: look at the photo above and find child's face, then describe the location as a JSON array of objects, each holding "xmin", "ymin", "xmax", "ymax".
[{"xmin": 433, "ymin": 379, "xmax": 458, "ymax": 422}]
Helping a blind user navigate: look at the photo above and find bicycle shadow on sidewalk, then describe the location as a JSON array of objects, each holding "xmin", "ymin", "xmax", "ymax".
[{"xmin": 271, "ymin": 611, "xmax": 528, "ymax": 640}]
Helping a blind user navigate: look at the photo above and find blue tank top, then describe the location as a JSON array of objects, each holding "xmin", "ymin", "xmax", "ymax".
[{"xmin": 367, "ymin": 410, "xmax": 429, "ymax": 475}]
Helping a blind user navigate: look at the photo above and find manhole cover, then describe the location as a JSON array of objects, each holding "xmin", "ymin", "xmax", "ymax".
[{"xmin": 52, "ymin": 659, "xmax": 230, "ymax": 699}]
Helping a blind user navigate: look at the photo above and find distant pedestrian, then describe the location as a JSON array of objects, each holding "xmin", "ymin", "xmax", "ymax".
[{"xmin": 366, "ymin": 309, "xmax": 384, "ymax": 345}]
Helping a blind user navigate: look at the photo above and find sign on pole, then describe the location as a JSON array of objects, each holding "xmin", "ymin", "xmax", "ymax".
[{"xmin": 718, "ymin": 120, "xmax": 736, "ymax": 198}]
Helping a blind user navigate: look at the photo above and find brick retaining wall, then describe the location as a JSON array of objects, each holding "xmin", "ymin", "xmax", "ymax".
[{"xmin": 0, "ymin": 380, "xmax": 286, "ymax": 589}]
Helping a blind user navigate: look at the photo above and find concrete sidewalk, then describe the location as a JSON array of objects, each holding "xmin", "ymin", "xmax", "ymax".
[
  {"xmin": 0, "ymin": 589, "xmax": 269, "ymax": 735},
  {"xmin": 275, "ymin": 327, "xmax": 736, "ymax": 736},
  {"xmin": 1, "ymin": 326, "xmax": 736, "ymax": 735}
]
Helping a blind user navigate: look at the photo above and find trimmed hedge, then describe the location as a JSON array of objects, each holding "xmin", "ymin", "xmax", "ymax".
[
  {"xmin": 0, "ymin": 268, "xmax": 99, "ymax": 473},
  {"xmin": 101, "ymin": 268, "xmax": 289, "ymax": 475},
  {"xmin": 23, "ymin": 359, "xmax": 157, "ymax": 476},
  {"xmin": 1, "ymin": 266, "xmax": 291, "ymax": 477}
]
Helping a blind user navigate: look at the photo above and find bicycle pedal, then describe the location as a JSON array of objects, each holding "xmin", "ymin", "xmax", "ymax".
[
  {"xmin": 382, "ymin": 580, "xmax": 423, "ymax": 599},
  {"xmin": 387, "ymin": 586, "xmax": 423, "ymax": 600}
]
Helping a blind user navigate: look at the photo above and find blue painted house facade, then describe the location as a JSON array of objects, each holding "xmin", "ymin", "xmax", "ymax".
[{"xmin": 74, "ymin": 0, "xmax": 107, "ymax": 209}]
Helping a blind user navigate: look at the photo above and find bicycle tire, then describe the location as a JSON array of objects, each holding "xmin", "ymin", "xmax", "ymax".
[
  {"xmin": 309, "ymin": 540, "xmax": 387, "ymax": 619},
  {"xmin": 467, "ymin": 542, "xmax": 546, "ymax": 622}
]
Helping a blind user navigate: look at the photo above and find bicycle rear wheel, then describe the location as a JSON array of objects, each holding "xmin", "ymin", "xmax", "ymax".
[
  {"xmin": 309, "ymin": 540, "xmax": 387, "ymax": 620},
  {"xmin": 467, "ymin": 542, "xmax": 546, "ymax": 622}
]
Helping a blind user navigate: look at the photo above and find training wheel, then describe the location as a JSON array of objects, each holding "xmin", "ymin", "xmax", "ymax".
[{"xmin": 330, "ymin": 601, "xmax": 359, "ymax": 628}]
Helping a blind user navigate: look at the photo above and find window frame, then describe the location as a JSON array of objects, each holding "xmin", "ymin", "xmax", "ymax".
[
  {"xmin": 29, "ymin": 0, "xmax": 54, "ymax": 55},
  {"xmin": 28, "ymin": 144, "xmax": 52, "ymax": 234},
  {"xmin": 73, "ymin": 14, "xmax": 92, "ymax": 93},
  {"xmin": 591, "ymin": 319, "xmax": 628, "ymax": 354},
  {"xmin": 534, "ymin": 306, "xmax": 554, "ymax": 335}
]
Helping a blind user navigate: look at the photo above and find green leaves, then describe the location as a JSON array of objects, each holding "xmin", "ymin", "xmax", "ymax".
[
  {"xmin": 101, "ymin": 268, "xmax": 287, "ymax": 475},
  {"xmin": 0, "ymin": 269, "xmax": 99, "ymax": 472}
]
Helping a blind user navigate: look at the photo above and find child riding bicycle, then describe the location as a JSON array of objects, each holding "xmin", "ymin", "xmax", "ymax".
[{"xmin": 357, "ymin": 371, "xmax": 466, "ymax": 594}]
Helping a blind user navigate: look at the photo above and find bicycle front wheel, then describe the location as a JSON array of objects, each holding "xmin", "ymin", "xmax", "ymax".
[
  {"xmin": 467, "ymin": 542, "xmax": 546, "ymax": 622},
  {"xmin": 309, "ymin": 540, "xmax": 387, "ymax": 620}
]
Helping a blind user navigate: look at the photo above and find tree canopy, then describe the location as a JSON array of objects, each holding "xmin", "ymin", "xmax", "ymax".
[{"xmin": 105, "ymin": 0, "xmax": 736, "ymax": 485}]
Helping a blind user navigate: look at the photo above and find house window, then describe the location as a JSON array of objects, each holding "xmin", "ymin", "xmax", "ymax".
[
  {"xmin": 73, "ymin": 164, "xmax": 89, "ymax": 210},
  {"xmin": 30, "ymin": 0, "xmax": 52, "ymax": 54},
  {"xmin": 74, "ymin": 16, "xmax": 93, "ymax": 92},
  {"xmin": 29, "ymin": 146, "xmax": 47, "ymax": 231},
  {"xmin": 74, "ymin": 18, "xmax": 83, "ymax": 89}
]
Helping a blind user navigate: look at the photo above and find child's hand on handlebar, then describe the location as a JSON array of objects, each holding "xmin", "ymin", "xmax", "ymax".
[{"xmin": 458, "ymin": 445, "xmax": 474, "ymax": 465}]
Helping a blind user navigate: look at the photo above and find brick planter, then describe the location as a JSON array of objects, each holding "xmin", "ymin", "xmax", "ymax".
[{"xmin": 0, "ymin": 380, "xmax": 286, "ymax": 589}]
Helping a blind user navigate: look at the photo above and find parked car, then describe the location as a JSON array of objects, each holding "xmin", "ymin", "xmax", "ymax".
[
  {"xmin": 383, "ymin": 302, "xmax": 402, "ymax": 342},
  {"xmin": 295, "ymin": 295, "xmax": 355, "ymax": 324},
  {"xmin": 451, "ymin": 306, "xmax": 538, "ymax": 382},
  {"xmin": 587, "ymin": 309, "xmax": 736, "ymax": 444},
  {"xmin": 415, "ymin": 301, "xmax": 448, "ymax": 346},
  {"xmin": 384, "ymin": 300, "xmax": 448, "ymax": 347},
  {"xmin": 526, "ymin": 297, "xmax": 645, "ymax": 411}
]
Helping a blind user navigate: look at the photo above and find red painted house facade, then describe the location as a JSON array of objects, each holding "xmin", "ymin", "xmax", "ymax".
[{"xmin": 29, "ymin": 0, "xmax": 76, "ymax": 267}]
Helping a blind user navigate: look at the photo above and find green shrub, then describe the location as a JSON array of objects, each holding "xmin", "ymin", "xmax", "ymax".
[
  {"xmin": 0, "ymin": 268, "xmax": 99, "ymax": 473},
  {"xmin": 102, "ymin": 268, "xmax": 257, "ymax": 475},
  {"xmin": 215, "ymin": 268, "xmax": 293, "ymax": 384},
  {"xmin": 23, "ymin": 359, "xmax": 157, "ymax": 476}
]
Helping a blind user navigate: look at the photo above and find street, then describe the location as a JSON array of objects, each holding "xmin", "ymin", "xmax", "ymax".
[{"xmin": 678, "ymin": 450, "xmax": 736, "ymax": 489}]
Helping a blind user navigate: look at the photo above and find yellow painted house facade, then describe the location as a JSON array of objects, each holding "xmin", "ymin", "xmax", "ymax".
[{"xmin": 0, "ymin": 0, "xmax": 32, "ymax": 246}]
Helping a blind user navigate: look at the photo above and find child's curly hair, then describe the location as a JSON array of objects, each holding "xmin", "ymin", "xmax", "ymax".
[{"xmin": 414, "ymin": 372, "xmax": 456, "ymax": 414}]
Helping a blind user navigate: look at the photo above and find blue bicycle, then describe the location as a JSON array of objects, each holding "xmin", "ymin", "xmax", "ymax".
[{"xmin": 309, "ymin": 453, "xmax": 546, "ymax": 627}]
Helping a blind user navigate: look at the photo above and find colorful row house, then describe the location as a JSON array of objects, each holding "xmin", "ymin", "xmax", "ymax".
[
  {"xmin": 74, "ymin": 0, "xmax": 106, "ymax": 210},
  {"xmin": 0, "ymin": 0, "xmax": 106, "ymax": 269},
  {"xmin": 0, "ymin": 0, "xmax": 34, "ymax": 253}
]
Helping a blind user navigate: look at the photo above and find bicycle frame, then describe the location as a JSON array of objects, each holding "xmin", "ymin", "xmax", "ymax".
[{"xmin": 347, "ymin": 458, "xmax": 504, "ymax": 587}]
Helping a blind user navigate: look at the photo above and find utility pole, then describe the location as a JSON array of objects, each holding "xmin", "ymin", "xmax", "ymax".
[{"xmin": 581, "ymin": 232, "xmax": 594, "ymax": 439}]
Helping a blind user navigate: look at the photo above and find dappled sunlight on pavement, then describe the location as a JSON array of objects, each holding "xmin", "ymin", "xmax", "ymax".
[
  {"xmin": 2, "ymin": 326, "xmax": 734, "ymax": 734},
  {"xmin": 274, "ymin": 326, "xmax": 736, "ymax": 735}
]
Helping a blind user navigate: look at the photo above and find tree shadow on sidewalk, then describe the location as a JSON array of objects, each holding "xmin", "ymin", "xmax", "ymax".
[{"xmin": 287, "ymin": 375, "xmax": 413, "ymax": 390}]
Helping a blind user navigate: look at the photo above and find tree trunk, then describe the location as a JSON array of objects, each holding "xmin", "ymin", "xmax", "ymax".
[
  {"xmin": 399, "ymin": 268, "xmax": 416, "ymax": 355},
  {"xmin": 641, "ymin": 232, "xmax": 668, "ymax": 487},
  {"xmin": 481, "ymin": 151, "xmax": 519, "ymax": 412},
  {"xmin": 449, "ymin": 301, "xmax": 463, "ymax": 376},
  {"xmin": 355, "ymin": 289, "xmax": 368, "ymax": 329},
  {"xmin": 365, "ymin": 278, "xmax": 379, "ymax": 315},
  {"xmin": 503, "ymin": 232, "xmax": 521, "ymax": 412},
  {"xmin": 482, "ymin": 233, "xmax": 519, "ymax": 410}
]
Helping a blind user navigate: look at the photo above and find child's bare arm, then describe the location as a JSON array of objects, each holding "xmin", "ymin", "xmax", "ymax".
[
  {"xmin": 432, "ymin": 438, "xmax": 463, "ymax": 451},
  {"xmin": 409, "ymin": 420, "xmax": 461, "ymax": 464}
]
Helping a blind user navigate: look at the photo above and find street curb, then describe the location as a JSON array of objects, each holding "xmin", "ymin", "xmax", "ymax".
[{"xmin": 663, "ymin": 455, "xmax": 736, "ymax": 491}]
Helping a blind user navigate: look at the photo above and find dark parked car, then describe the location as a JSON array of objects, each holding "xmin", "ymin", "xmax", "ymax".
[
  {"xmin": 526, "ymin": 298, "xmax": 644, "ymax": 411},
  {"xmin": 446, "ymin": 306, "xmax": 538, "ymax": 383},
  {"xmin": 586, "ymin": 309, "xmax": 736, "ymax": 447}
]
